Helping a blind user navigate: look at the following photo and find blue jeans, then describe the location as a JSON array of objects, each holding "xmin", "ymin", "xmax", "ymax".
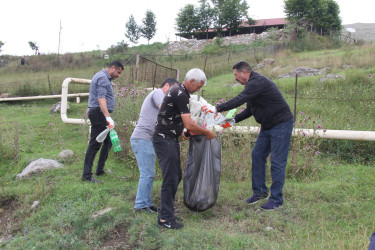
[
  {"xmin": 131, "ymin": 138, "xmax": 156, "ymax": 209},
  {"xmin": 251, "ymin": 119, "xmax": 294, "ymax": 205}
]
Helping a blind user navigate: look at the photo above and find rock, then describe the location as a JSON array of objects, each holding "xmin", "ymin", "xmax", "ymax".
[
  {"xmin": 164, "ymin": 32, "xmax": 276, "ymax": 54},
  {"xmin": 0, "ymin": 93, "xmax": 11, "ymax": 98},
  {"xmin": 16, "ymin": 158, "xmax": 63, "ymax": 179},
  {"xmin": 58, "ymin": 150, "xmax": 74, "ymax": 159},
  {"xmin": 319, "ymin": 74, "xmax": 345, "ymax": 82},
  {"xmin": 31, "ymin": 201, "xmax": 40, "ymax": 209},
  {"xmin": 278, "ymin": 66, "xmax": 329, "ymax": 78},
  {"xmin": 255, "ymin": 58, "xmax": 275, "ymax": 69},
  {"xmin": 92, "ymin": 207, "xmax": 112, "ymax": 219},
  {"xmin": 50, "ymin": 102, "xmax": 70, "ymax": 113}
]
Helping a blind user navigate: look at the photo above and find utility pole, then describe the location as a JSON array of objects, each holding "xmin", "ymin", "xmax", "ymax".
[{"xmin": 58, "ymin": 20, "xmax": 62, "ymax": 55}]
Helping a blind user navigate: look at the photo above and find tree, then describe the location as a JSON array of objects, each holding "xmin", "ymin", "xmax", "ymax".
[
  {"xmin": 197, "ymin": 0, "xmax": 216, "ymax": 39},
  {"xmin": 140, "ymin": 10, "xmax": 157, "ymax": 45},
  {"xmin": 212, "ymin": 0, "xmax": 249, "ymax": 36},
  {"xmin": 175, "ymin": 4, "xmax": 200, "ymax": 38},
  {"xmin": 284, "ymin": 0, "xmax": 342, "ymax": 34},
  {"xmin": 125, "ymin": 15, "xmax": 140, "ymax": 44},
  {"xmin": 28, "ymin": 41, "xmax": 39, "ymax": 55},
  {"xmin": 320, "ymin": 0, "xmax": 342, "ymax": 33},
  {"xmin": 0, "ymin": 41, "xmax": 4, "ymax": 53}
]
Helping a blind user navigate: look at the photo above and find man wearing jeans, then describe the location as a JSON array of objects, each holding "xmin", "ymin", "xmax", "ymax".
[
  {"xmin": 153, "ymin": 68, "xmax": 216, "ymax": 229},
  {"xmin": 82, "ymin": 60, "xmax": 124, "ymax": 183},
  {"xmin": 130, "ymin": 77, "xmax": 178, "ymax": 213},
  {"xmin": 215, "ymin": 61, "xmax": 294, "ymax": 210}
]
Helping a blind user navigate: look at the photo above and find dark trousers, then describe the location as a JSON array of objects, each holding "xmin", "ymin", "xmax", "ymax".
[
  {"xmin": 82, "ymin": 108, "xmax": 112, "ymax": 180},
  {"xmin": 152, "ymin": 134, "xmax": 181, "ymax": 220}
]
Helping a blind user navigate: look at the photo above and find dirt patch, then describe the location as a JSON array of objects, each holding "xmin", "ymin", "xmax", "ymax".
[
  {"xmin": 0, "ymin": 197, "xmax": 18, "ymax": 243},
  {"xmin": 100, "ymin": 223, "xmax": 131, "ymax": 249}
]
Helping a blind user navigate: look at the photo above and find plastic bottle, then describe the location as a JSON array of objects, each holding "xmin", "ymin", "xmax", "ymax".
[
  {"xmin": 109, "ymin": 129, "xmax": 122, "ymax": 152},
  {"xmin": 96, "ymin": 127, "xmax": 110, "ymax": 143},
  {"xmin": 226, "ymin": 108, "xmax": 237, "ymax": 118}
]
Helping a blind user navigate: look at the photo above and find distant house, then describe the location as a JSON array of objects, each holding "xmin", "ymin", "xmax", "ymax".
[{"xmin": 177, "ymin": 18, "xmax": 287, "ymax": 40}]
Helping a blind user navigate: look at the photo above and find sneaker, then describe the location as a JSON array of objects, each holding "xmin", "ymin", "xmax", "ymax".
[
  {"xmin": 261, "ymin": 200, "xmax": 282, "ymax": 210},
  {"xmin": 149, "ymin": 206, "xmax": 159, "ymax": 212},
  {"xmin": 158, "ymin": 218, "xmax": 184, "ymax": 229},
  {"xmin": 134, "ymin": 206, "xmax": 158, "ymax": 214},
  {"xmin": 174, "ymin": 216, "xmax": 183, "ymax": 222},
  {"xmin": 246, "ymin": 194, "xmax": 268, "ymax": 204},
  {"xmin": 82, "ymin": 177, "xmax": 103, "ymax": 184}
]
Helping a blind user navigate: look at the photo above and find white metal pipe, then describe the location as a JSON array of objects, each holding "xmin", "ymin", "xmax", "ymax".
[
  {"xmin": 61, "ymin": 77, "xmax": 91, "ymax": 125},
  {"xmin": 212, "ymin": 125, "xmax": 375, "ymax": 141},
  {"xmin": 0, "ymin": 93, "xmax": 89, "ymax": 102}
]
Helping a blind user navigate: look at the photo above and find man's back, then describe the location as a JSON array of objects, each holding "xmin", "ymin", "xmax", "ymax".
[{"xmin": 132, "ymin": 89, "xmax": 164, "ymax": 141}]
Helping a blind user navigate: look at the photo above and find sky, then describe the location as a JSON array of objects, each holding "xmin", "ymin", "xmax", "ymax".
[{"xmin": 1, "ymin": 0, "xmax": 374, "ymax": 56}]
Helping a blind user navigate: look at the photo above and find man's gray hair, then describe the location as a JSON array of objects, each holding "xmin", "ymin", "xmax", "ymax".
[{"xmin": 184, "ymin": 68, "xmax": 207, "ymax": 86}]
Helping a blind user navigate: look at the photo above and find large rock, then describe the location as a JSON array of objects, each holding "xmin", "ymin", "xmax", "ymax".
[
  {"xmin": 278, "ymin": 66, "xmax": 329, "ymax": 78},
  {"xmin": 255, "ymin": 58, "xmax": 275, "ymax": 69},
  {"xmin": 58, "ymin": 150, "xmax": 74, "ymax": 159},
  {"xmin": 16, "ymin": 158, "xmax": 63, "ymax": 179},
  {"xmin": 50, "ymin": 102, "xmax": 70, "ymax": 113},
  {"xmin": 0, "ymin": 93, "xmax": 11, "ymax": 98},
  {"xmin": 319, "ymin": 74, "xmax": 345, "ymax": 83}
]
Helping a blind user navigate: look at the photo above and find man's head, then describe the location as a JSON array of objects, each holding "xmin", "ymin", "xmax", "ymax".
[
  {"xmin": 107, "ymin": 60, "xmax": 124, "ymax": 80},
  {"xmin": 160, "ymin": 77, "xmax": 178, "ymax": 94},
  {"xmin": 232, "ymin": 61, "xmax": 252, "ymax": 85},
  {"xmin": 183, "ymin": 68, "xmax": 207, "ymax": 94}
]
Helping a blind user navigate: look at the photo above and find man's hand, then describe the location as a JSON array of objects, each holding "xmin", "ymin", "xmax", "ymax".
[
  {"xmin": 201, "ymin": 105, "xmax": 216, "ymax": 114},
  {"xmin": 205, "ymin": 130, "xmax": 216, "ymax": 140},
  {"xmin": 105, "ymin": 117, "xmax": 115, "ymax": 130}
]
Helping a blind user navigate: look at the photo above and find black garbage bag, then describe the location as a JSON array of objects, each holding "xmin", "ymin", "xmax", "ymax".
[{"xmin": 183, "ymin": 135, "xmax": 221, "ymax": 212}]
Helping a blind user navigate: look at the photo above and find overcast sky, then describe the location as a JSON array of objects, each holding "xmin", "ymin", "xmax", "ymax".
[{"xmin": 1, "ymin": 0, "xmax": 373, "ymax": 56}]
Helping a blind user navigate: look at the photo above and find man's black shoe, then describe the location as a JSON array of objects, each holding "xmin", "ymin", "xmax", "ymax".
[
  {"xmin": 174, "ymin": 216, "xmax": 183, "ymax": 222},
  {"xmin": 134, "ymin": 206, "xmax": 158, "ymax": 214},
  {"xmin": 82, "ymin": 177, "xmax": 103, "ymax": 184},
  {"xmin": 158, "ymin": 218, "xmax": 184, "ymax": 229},
  {"xmin": 95, "ymin": 171, "xmax": 105, "ymax": 176},
  {"xmin": 148, "ymin": 206, "xmax": 159, "ymax": 212}
]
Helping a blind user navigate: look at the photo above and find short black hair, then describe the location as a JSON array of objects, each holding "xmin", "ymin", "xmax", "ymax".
[
  {"xmin": 232, "ymin": 61, "xmax": 252, "ymax": 73},
  {"xmin": 161, "ymin": 77, "xmax": 178, "ymax": 88},
  {"xmin": 108, "ymin": 60, "xmax": 124, "ymax": 70}
]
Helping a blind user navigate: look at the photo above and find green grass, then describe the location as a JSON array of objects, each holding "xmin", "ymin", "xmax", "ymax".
[{"xmin": 0, "ymin": 98, "xmax": 374, "ymax": 249}]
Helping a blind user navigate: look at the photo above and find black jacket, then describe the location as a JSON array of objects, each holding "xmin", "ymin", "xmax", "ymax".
[{"xmin": 216, "ymin": 71, "xmax": 293, "ymax": 130}]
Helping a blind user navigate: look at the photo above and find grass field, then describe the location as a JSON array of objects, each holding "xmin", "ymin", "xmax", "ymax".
[{"xmin": 1, "ymin": 40, "xmax": 375, "ymax": 248}]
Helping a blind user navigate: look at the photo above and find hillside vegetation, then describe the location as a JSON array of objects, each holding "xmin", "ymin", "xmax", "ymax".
[{"xmin": 0, "ymin": 35, "xmax": 375, "ymax": 248}]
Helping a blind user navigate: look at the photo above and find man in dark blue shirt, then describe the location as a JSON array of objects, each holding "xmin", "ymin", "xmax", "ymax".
[
  {"xmin": 216, "ymin": 61, "xmax": 294, "ymax": 210},
  {"xmin": 82, "ymin": 60, "xmax": 124, "ymax": 183}
]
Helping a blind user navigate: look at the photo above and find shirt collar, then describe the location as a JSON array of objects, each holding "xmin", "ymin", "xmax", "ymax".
[{"xmin": 102, "ymin": 69, "xmax": 112, "ymax": 81}]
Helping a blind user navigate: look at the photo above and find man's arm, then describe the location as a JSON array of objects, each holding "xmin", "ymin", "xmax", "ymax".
[
  {"xmin": 98, "ymin": 98, "xmax": 110, "ymax": 117},
  {"xmin": 181, "ymin": 114, "xmax": 215, "ymax": 140}
]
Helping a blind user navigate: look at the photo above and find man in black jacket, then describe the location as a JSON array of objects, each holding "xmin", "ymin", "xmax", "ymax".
[{"xmin": 215, "ymin": 61, "xmax": 294, "ymax": 210}]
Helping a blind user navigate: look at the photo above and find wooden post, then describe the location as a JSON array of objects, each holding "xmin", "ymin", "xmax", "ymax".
[
  {"xmin": 204, "ymin": 54, "xmax": 208, "ymax": 72},
  {"xmin": 135, "ymin": 52, "xmax": 140, "ymax": 82},
  {"xmin": 294, "ymin": 74, "xmax": 298, "ymax": 122},
  {"xmin": 48, "ymin": 74, "xmax": 52, "ymax": 95}
]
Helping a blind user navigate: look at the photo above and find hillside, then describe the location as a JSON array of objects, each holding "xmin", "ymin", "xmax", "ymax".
[{"xmin": 343, "ymin": 23, "xmax": 375, "ymax": 41}]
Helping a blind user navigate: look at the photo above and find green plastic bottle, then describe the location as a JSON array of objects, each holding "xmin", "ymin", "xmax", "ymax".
[
  {"xmin": 109, "ymin": 129, "xmax": 122, "ymax": 152},
  {"xmin": 226, "ymin": 108, "xmax": 237, "ymax": 118}
]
